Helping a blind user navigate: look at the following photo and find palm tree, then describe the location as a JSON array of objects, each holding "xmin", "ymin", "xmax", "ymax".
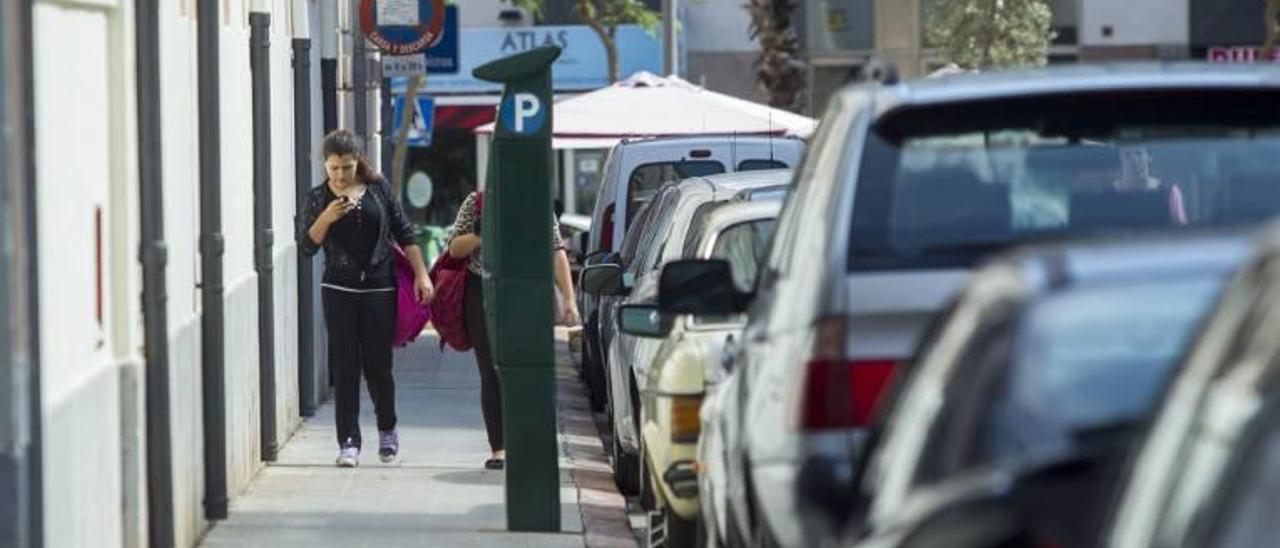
[{"xmin": 746, "ymin": 0, "xmax": 805, "ymax": 112}]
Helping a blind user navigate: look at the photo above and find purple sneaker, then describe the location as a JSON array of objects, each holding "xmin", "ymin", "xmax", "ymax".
[
  {"xmin": 379, "ymin": 430, "xmax": 400, "ymax": 463},
  {"xmin": 336, "ymin": 440, "xmax": 360, "ymax": 468}
]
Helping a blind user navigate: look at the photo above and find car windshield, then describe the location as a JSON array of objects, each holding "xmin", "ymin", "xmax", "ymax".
[
  {"xmin": 916, "ymin": 275, "xmax": 1224, "ymax": 485},
  {"xmin": 850, "ymin": 91, "xmax": 1280, "ymax": 271},
  {"xmin": 627, "ymin": 161, "xmax": 725, "ymax": 227}
]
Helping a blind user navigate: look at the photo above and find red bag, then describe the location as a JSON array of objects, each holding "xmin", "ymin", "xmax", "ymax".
[{"xmin": 429, "ymin": 193, "xmax": 482, "ymax": 352}]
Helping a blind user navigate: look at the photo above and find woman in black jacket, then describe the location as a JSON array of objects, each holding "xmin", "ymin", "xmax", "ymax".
[{"xmin": 299, "ymin": 129, "xmax": 433, "ymax": 467}]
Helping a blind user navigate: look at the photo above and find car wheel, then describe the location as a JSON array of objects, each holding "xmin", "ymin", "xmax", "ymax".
[
  {"xmin": 639, "ymin": 443, "xmax": 656, "ymax": 511},
  {"xmin": 612, "ymin": 421, "xmax": 640, "ymax": 496},
  {"xmin": 583, "ymin": 316, "xmax": 607, "ymax": 412},
  {"xmin": 648, "ymin": 505, "xmax": 698, "ymax": 548}
]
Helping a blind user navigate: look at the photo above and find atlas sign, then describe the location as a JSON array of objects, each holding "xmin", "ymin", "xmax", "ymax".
[{"xmin": 359, "ymin": 0, "xmax": 447, "ymax": 56}]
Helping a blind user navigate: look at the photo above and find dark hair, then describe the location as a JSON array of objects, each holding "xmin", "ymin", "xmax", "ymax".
[{"xmin": 321, "ymin": 129, "xmax": 377, "ymax": 183}]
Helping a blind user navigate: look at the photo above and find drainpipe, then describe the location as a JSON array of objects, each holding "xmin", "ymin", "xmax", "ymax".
[
  {"xmin": 380, "ymin": 77, "xmax": 393, "ymax": 176},
  {"xmin": 320, "ymin": 0, "xmax": 338, "ymax": 135},
  {"xmin": 135, "ymin": 0, "xmax": 176, "ymax": 545},
  {"xmin": 293, "ymin": 1, "xmax": 318, "ymax": 417},
  {"xmin": 197, "ymin": 0, "xmax": 229, "ymax": 521},
  {"xmin": 1, "ymin": 0, "xmax": 42, "ymax": 544},
  {"xmin": 351, "ymin": 0, "xmax": 368, "ymax": 144},
  {"xmin": 250, "ymin": 0, "xmax": 279, "ymax": 463}
]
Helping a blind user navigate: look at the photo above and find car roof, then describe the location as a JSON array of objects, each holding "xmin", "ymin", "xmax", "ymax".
[
  {"xmin": 700, "ymin": 201, "xmax": 781, "ymax": 230},
  {"xmin": 993, "ymin": 231, "xmax": 1253, "ymax": 294},
  {"xmin": 616, "ymin": 134, "xmax": 805, "ymax": 150},
  {"xmin": 677, "ymin": 169, "xmax": 793, "ymax": 194},
  {"xmin": 840, "ymin": 63, "xmax": 1280, "ymax": 118}
]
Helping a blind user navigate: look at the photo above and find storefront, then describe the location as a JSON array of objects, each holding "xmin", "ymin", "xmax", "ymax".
[{"xmin": 391, "ymin": 23, "xmax": 661, "ymax": 227}]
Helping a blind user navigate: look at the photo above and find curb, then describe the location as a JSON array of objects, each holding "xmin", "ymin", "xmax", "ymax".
[{"xmin": 557, "ymin": 333, "xmax": 637, "ymax": 548}]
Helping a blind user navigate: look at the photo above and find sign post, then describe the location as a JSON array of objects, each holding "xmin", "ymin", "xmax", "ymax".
[{"xmin": 473, "ymin": 45, "xmax": 562, "ymax": 533}]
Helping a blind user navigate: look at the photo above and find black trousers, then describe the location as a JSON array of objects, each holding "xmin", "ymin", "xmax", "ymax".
[
  {"xmin": 323, "ymin": 287, "xmax": 397, "ymax": 449},
  {"xmin": 464, "ymin": 272, "xmax": 503, "ymax": 452}
]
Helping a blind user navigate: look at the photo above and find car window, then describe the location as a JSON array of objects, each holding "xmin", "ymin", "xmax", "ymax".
[
  {"xmin": 619, "ymin": 199, "xmax": 658, "ymax": 266},
  {"xmin": 768, "ymin": 98, "xmax": 857, "ymax": 279},
  {"xmin": 691, "ymin": 218, "xmax": 778, "ymax": 326},
  {"xmin": 849, "ymin": 91, "xmax": 1280, "ymax": 272},
  {"xmin": 916, "ymin": 276, "xmax": 1224, "ymax": 487},
  {"xmin": 712, "ymin": 219, "xmax": 776, "ymax": 292},
  {"xmin": 627, "ymin": 161, "xmax": 725, "ymax": 228},
  {"xmin": 739, "ymin": 159, "xmax": 789, "ymax": 171},
  {"xmin": 630, "ymin": 188, "xmax": 683, "ymax": 276}
]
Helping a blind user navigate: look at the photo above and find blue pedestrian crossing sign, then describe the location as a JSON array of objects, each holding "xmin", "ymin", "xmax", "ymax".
[{"xmin": 393, "ymin": 95, "xmax": 435, "ymax": 148}]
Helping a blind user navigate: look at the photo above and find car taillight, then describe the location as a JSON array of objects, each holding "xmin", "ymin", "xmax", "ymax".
[
  {"xmin": 671, "ymin": 395, "xmax": 703, "ymax": 443},
  {"xmin": 599, "ymin": 203, "xmax": 615, "ymax": 253},
  {"xmin": 797, "ymin": 318, "xmax": 898, "ymax": 430}
]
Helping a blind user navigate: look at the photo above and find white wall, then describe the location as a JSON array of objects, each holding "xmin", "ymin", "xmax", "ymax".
[
  {"xmin": 220, "ymin": 0, "xmax": 265, "ymax": 494},
  {"xmin": 158, "ymin": 1, "xmax": 206, "ymax": 545},
  {"xmin": 270, "ymin": 0, "xmax": 302, "ymax": 441},
  {"xmin": 685, "ymin": 0, "xmax": 754, "ymax": 52},
  {"xmin": 1081, "ymin": 0, "xmax": 1189, "ymax": 46},
  {"xmin": 461, "ymin": 0, "xmax": 506, "ymax": 28},
  {"xmin": 32, "ymin": 0, "xmax": 140, "ymax": 546}
]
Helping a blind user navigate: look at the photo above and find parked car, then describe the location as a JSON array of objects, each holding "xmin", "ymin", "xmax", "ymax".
[
  {"xmin": 846, "ymin": 233, "xmax": 1248, "ymax": 548},
  {"xmin": 579, "ymin": 135, "xmax": 805, "ymax": 413},
  {"xmin": 1104, "ymin": 222, "xmax": 1280, "ymax": 548},
  {"xmin": 582, "ymin": 170, "xmax": 792, "ymax": 497},
  {"xmin": 660, "ymin": 64, "xmax": 1280, "ymax": 547},
  {"xmin": 616, "ymin": 200, "xmax": 782, "ymax": 547}
]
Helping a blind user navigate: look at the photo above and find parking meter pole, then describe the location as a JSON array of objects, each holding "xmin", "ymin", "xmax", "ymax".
[{"xmin": 473, "ymin": 46, "xmax": 563, "ymax": 533}]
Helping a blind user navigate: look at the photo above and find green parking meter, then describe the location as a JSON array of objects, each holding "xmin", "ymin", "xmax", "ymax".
[{"xmin": 473, "ymin": 46, "xmax": 562, "ymax": 533}]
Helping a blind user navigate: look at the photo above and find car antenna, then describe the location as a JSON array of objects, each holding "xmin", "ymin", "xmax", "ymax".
[
  {"xmin": 768, "ymin": 109, "xmax": 776, "ymax": 163},
  {"xmin": 731, "ymin": 131, "xmax": 738, "ymax": 172}
]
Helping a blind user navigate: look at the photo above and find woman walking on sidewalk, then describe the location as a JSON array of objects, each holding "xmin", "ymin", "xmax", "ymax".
[
  {"xmin": 299, "ymin": 129, "xmax": 434, "ymax": 468},
  {"xmin": 448, "ymin": 191, "xmax": 580, "ymax": 470}
]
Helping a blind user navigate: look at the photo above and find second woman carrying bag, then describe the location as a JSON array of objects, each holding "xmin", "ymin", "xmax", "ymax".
[{"xmin": 429, "ymin": 192, "xmax": 482, "ymax": 352}]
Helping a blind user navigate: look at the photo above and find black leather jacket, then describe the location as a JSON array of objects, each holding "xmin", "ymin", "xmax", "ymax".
[{"xmin": 297, "ymin": 177, "xmax": 416, "ymax": 286}]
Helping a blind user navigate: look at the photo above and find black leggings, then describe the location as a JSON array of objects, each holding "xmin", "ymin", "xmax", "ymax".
[
  {"xmin": 323, "ymin": 287, "xmax": 397, "ymax": 449},
  {"xmin": 464, "ymin": 272, "xmax": 503, "ymax": 452}
]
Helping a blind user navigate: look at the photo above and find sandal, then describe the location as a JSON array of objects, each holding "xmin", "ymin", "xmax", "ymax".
[{"xmin": 484, "ymin": 457, "xmax": 506, "ymax": 470}]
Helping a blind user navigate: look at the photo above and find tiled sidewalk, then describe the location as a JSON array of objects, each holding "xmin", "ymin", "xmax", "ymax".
[{"xmin": 199, "ymin": 330, "xmax": 633, "ymax": 548}]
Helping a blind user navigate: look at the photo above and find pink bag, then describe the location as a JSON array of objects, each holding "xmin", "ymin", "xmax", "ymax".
[{"xmin": 392, "ymin": 244, "xmax": 432, "ymax": 347}]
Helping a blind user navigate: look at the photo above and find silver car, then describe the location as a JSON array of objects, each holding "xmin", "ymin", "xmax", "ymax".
[
  {"xmin": 582, "ymin": 170, "xmax": 792, "ymax": 497},
  {"xmin": 659, "ymin": 64, "xmax": 1280, "ymax": 547},
  {"xmin": 616, "ymin": 200, "xmax": 782, "ymax": 547},
  {"xmin": 854, "ymin": 233, "xmax": 1247, "ymax": 548}
]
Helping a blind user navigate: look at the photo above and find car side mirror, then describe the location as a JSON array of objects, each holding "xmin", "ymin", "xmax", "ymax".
[
  {"xmin": 658, "ymin": 259, "xmax": 751, "ymax": 316},
  {"xmin": 617, "ymin": 304, "xmax": 672, "ymax": 338},
  {"xmin": 583, "ymin": 250, "xmax": 619, "ymax": 267},
  {"xmin": 581, "ymin": 264, "xmax": 625, "ymax": 296}
]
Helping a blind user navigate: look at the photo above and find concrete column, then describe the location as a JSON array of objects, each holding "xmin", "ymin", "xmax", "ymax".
[{"xmin": 874, "ymin": 0, "xmax": 924, "ymax": 78}]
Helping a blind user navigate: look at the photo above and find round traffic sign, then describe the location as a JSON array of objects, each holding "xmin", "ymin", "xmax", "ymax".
[
  {"xmin": 358, "ymin": 0, "xmax": 447, "ymax": 56},
  {"xmin": 406, "ymin": 171, "xmax": 434, "ymax": 209}
]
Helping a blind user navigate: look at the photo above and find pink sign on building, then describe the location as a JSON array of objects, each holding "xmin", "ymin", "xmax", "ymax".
[{"xmin": 1208, "ymin": 46, "xmax": 1280, "ymax": 63}]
